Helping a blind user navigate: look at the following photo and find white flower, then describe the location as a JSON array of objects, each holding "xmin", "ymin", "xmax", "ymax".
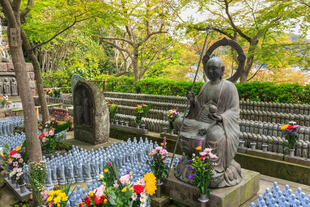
[
  {"xmin": 17, "ymin": 168, "xmax": 22, "ymax": 173},
  {"xmin": 132, "ymin": 193, "xmax": 137, "ymax": 201},
  {"xmin": 9, "ymin": 171, "xmax": 16, "ymax": 177},
  {"xmin": 99, "ymin": 174, "xmax": 104, "ymax": 179},
  {"xmin": 140, "ymin": 192, "xmax": 147, "ymax": 203},
  {"xmin": 17, "ymin": 172, "xmax": 23, "ymax": 177}
]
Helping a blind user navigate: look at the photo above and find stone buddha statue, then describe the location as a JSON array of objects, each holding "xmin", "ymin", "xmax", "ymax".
[{"xmin": 174, "ymin": 56, "xmax": 242, "ymax": 188}]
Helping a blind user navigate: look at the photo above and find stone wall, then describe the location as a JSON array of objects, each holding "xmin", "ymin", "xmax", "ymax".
[{"xmin": 0, "ymin": 62, "xmax": 36, "ymax": 96}]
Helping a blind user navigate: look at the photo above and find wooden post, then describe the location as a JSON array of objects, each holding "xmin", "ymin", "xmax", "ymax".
[{"xmin": 36, "ymin": 107, "xmax": 39, "ymax": 120}]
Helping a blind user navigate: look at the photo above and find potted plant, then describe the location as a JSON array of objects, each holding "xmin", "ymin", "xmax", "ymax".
[
  {"xmin": 148, "ymin": 137, "xmax": 169, "ymax": 197},
  {"xmin": 187, "ymin": 139, "xmax": 217, "ymax": 206},
  {"xmin": 281, "ymin": 121, "xmax": 300, "ymax": 157},
  {"xmin": 135, "ymin": 104, "xmax": 151, "ymax": 127}
]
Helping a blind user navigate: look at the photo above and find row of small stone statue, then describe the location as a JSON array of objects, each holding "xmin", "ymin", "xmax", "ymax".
[
  {"xmin": 0, "ymin": 116, "xmax": 23, "ymax": 137},
  {"xmin": 0, "ymin": 77, "xmax": 18, "ymax": 96},
  {"xmin": 22, "ymin": 138, "xmax": 162, "ymax": 191},
  {"xmin": 251, "ymin": 183, "xmax": 310, "ymax": 207}
]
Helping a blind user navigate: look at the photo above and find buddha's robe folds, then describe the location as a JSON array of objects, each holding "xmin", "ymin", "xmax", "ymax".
[{"xmin": 174, "ymin": 79, "xmax": 242, "ymax": 188}]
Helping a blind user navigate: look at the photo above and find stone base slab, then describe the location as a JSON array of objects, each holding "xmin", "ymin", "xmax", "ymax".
[
  {"xmin": 5, "ymin": 177, "xmax": 31, "ymax": 201},
  {"xmin": 164, "ymin": 168, "xmax": 260, "ymax": 207},
  {"xmin": 151, "ymin": 195, "xmax": 170, "ymax": 207}
]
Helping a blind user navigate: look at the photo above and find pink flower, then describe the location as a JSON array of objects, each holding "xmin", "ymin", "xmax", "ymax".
[
  {"xmin": 12, "ymin": 153, "xmax": 21, "ymax": 159},
  {"xmin": 19, "ymin": 158, "xmax": 23, "ymax": 163},
  {"xmin": 42, "ymin": 137, "xmax": 47, "ymax": 143},
  {"xmin": 13, "ymin": 162, "xmax": 18, "ymax": 167},
  {"xmin": 49, "ymin": 128, "xmax": 55, "ymax": 136},
  {"xmin": 48, "ymin": 201, "xmax": 53, "ymax": 207},
  {"xmin": 41, "ymin": 191, "xmax": 49, "ymax": 200},
  {"xmin": 209, "ymin": 152, "xmax": 218, "ymax": 159},
  {"xmin": 95, "ymin": 185, "xmax": 105, "ymax": 197},
  {"xmin": 119, "ymin": 174, "xmax": 131, "ymax": 185},
  {"xmin": 199, "ymin": 151, "xmax": 207, "ymax": 156},
  {"xmin": 113, "ymin": 180, "xmax": 119, "ymax": 188},
  {"xmin": 203, "ymin": 148, "xmax": 212, "ymax": 154},
  {"xmin": 43, "ymin": 128, "xmax": 49, "ymax": 136}
]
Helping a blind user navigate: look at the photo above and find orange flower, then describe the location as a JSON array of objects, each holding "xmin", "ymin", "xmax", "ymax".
[{"xmin": 195, "ymin": 146, "xmax": 202, "ymax": 151}]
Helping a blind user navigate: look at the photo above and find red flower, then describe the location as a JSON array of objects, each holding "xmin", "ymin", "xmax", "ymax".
[
  {"xmin": 133, "ymin": 184, "xmax": 144, "ymax": 194},
  {"xmin": 79, "ymin": 203, "xmax": 84, "ymax": 207},
  {"xmin": 200, "ymin": 156, "xmax": 207, "ymax": 160},
  {"xmin": 10, "ymin": 150, "xmax": 17, "ymax": 156},
  {"xmin": 83, "ymin": 197, "xmax": 91, "ymax": 207},
  {"xmin": 95, "ymin": 196, "xmax": 103, "ymax": 205},
  {"xmin": 287, "ymin": 125, "xmax": 294, "ymax": 129},
  {"xmin": 39, "ymin": 133, "xmax": 44, "ymax": 140}
]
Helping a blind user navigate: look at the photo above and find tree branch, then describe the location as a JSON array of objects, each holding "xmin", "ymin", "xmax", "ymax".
[
  {"xmin": 32, "ymin": 16, "xmax": 78, "ymax": 50},
  {"xmin": 101, "ymin": 37, "xmax": 134, "ymax": 46},
  {"xmin": 100, "ymin": 39, "xmax": 133, "ymax": 58},
  {"xmin": 20, "ymin": 0, "xmax": 34, "ymax": 21},
  {"xmin": 223, "ymin": 0, "xmax": 251, "ymax": 42},
  {"xmin": 247, "ymin": 64, "xmax": 264, "ymax": 81},
  {"xmin": 0, "ymin": 0, "xmax": 18, "ymax": 28}
]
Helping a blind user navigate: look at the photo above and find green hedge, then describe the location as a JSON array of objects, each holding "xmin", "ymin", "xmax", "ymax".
[{"xmin": 99, "ymin": 77, "xmax": 310, "ymax": 104}]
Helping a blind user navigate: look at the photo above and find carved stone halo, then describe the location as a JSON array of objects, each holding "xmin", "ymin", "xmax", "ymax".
[{"xmin": 202, "ymin": 37, "xmax": 246, "ymax": 82}]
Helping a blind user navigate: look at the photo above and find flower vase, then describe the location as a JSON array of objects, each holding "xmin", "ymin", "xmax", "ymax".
[
  {"xmin": 169, "ymin": 121, "xmax": 174, "ymax": 133},
  {"xmin": 19, "ymin": 183, "xmax": 26, "ymax": 193},
  {"xmin": 289, "ymin": 149, "xmax": 295, "ymax": 157},
  {"xmin": 156, "ymin": 179, "xmax": 163, "ymax": 198},
  {"xmin": 198, "ymin": 193, "xmax": 209, "ymax": 207},
  {"xmin": 250, "ymin": 142, "xmax": 256, "ymax": 150},
  {"xmin": 262, "ymin": 143, "xmax": 268, "ymax": 152}
]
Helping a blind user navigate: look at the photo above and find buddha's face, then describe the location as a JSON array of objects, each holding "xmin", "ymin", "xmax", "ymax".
[{"xmin": 206, "ymin": 59, "xmax": 224, "ymax": 81}]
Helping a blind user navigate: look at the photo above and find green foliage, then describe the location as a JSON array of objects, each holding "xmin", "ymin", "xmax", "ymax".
[
  {"xmin": 29, "ymin": 162, "xmax": 47, "ymax": 205},
  {"xmin": 135, "ymin": 104, "xmax": 151, "ymax": 125}
]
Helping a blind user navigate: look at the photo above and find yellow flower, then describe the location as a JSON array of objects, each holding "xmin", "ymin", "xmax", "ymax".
[
  {"xmin": 16, "ymin": 146, "xmax": 21, "ymax": 151},
  {"xmin": 104, "ymin": 199, "xmax": 108, "ymax": 204},
  {"xmin": 57, "ymin": 204, "xmax": 60, "ymax": 207},
  {"xmin": 281, "ymin": 124, "xmax": 288, "ymax": 130},
  {"xmin": 8, "ymin": 158, "xmax": 13, "ymax": 162},
  {"xmin": 144, "ymin": 172, "xmax": 157, "ymax": 195},
  {"xmin": 54, "ymin": 196, "xmax": 61, "ymax": 204},
  {"xmin": 49, "ymin": 190, "xmax": 56, "ymax": 197},
  {"xmin": 129, "ymin": 172, "xmax": 132, "ymax": 176},
  {"xmin": 89, "ymin": 191, "xmax": 94, "ymax": 197},
  {"xmin": 195, "ymin": 146, "xmax": 202, "ymax": 151},
  {"xmin": 51, "ymin": 117, "xmax": 55, "ymax": 121},
  {"xmin": 104, "ymin": 168, "xmax": 109, "ymax": 173},
  {"xmin": 121, "ymin": 187, "xmax": 127, "ymax": 192},
  {"xmin": 47, "ymin": 196, "xmax": 53, "ymax": 202}
]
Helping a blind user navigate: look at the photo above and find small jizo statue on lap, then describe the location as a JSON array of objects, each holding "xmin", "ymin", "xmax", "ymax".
[{"xmin": 174, "ymin": 56, "xmax": 242, "ymax": 188}]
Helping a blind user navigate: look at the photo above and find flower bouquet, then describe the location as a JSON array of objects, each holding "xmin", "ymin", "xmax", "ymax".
[
  {"xmin": 42, "ymin": 184, "xmax": 72, "ymax": 207},
  {"xmin": 38, "ymin": 119, "xmax": 57, "ymax": 154},
  {"xmin": 281, "ymin": 122, "xmax": 300, "ymax": 151},
  {"xmin": 79, "ymin": 161, "xmax": 156, "ymax": 207},
  {"xmin": 0, "ymin": 95, "xmax": 9, "ymax": 107},
  {"xmin": 187, "ymin": 139, "xmax": 217, "ymax": 196},
  {"xmin": 148, "ymin": 137, "xmax": 169, "ymax": 197},
  {"xmin": 135, "ymin": 104, "xmax": 151, "ymax": 126},
  {"xmin": 0, "ymin": 145, "xmax": 26, "ymax": 184},
  {"xmin": 167, "ymin": 109, "xmax": 179, "ymax": 131}
]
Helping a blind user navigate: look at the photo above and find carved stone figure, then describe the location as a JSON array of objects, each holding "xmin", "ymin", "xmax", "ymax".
[
  {"xmin": 10, "ymin": 78, "xmax": 18, "ymax": 95},
  {"xmin": 3, "ymin": 77, "xmax": 10, "ymax": 95},
  {"xmin": 174, "ymin": 56, "xmax": 242, "ymax": 188},
  {"xmin": 0, "ymin": 79, "xmax": 3, "ymax": 96}
]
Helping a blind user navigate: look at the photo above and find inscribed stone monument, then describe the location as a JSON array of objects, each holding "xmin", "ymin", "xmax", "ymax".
[
  {"xmin": 174, "ymin": 56, "xmax": 242, "ymax": 188},
  {"xmin": 73, "ymin": 80, "xmax": 109, "ymax": 144}
]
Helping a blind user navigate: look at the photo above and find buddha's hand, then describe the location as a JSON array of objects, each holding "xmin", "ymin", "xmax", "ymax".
[
  {"xmin": 208, "ymin": 113, "xmax": 222, "ymax": 122},
  {"xmin": 198, "ymin": 128, "xmax": 208, "ymax": 136},
  {"xmin": 186, "ymin": 91, "xmax": 195, "ymax": 104}
]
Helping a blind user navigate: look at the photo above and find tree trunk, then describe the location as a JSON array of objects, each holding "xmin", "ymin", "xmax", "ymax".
[
  {"xmin": 21, "ymin": 29, "xmax": 49, "ymax": 123},
  {"xmin": 3, "ymin": 6, "xmax": 42, "ymax": 164},
  {"xmin": 133, "ymin": 48, "xmax": 139, "ymax": 81},
  {"xmin": 240, "ymin": 40, "xmax": 258, "ymax": 83}
]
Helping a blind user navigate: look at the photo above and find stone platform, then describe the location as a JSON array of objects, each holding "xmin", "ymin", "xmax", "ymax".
[{"xmin": 164, "ymin": 169, "xmax": 260, "ymax": 207}]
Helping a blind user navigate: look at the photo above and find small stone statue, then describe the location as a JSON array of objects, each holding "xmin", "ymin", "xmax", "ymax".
[
  {"xmin": 10, "ymin": 78, "xmax": 18, "ymax": 96},
  {"xmin": 174, "ymin": 56, "xmax": 242, "ymax": 188},
  {"xmin": 57, "ymin": 164, "xmax": 66, "ymax": 185},
  {"xmin": 3, "ymin": 77, "xmax": 10, "ymax": 95},
  {"xmin": 0, "ymin": 79, "xmax": 3, "ymax": 96}
]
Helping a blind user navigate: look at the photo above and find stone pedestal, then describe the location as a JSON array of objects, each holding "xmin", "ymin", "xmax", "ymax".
[{"xmin": 164, "ymin": 169, "xmax": 260, "ymax": 207}]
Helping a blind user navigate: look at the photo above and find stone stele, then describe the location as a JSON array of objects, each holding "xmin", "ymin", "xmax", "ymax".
[{"xmin": 73, "ymin": 80, "xmax": 109, "ymax": 144}]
